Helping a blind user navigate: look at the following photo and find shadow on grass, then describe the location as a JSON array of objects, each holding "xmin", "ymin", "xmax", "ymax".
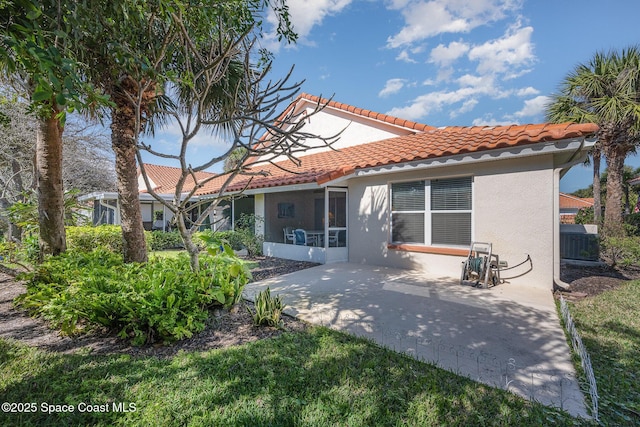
[{"xmin": 0, "ymin": 328, "xmax": 577, "ymax": 427}]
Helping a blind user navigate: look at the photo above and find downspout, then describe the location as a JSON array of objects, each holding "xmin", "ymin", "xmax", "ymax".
[{"xmin": 552, "ymin": 137, "xmax": 591, "ymax": 291}]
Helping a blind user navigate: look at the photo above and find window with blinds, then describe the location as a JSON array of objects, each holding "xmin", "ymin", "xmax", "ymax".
[{"xmin": 390, "ymin": 177, "xmax": 472, "ymax": 246}]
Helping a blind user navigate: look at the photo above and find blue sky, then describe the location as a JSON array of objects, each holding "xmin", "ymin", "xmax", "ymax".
[{"xmin": 143, "ymin": 0, "xmax": 640, "ymax": 193}]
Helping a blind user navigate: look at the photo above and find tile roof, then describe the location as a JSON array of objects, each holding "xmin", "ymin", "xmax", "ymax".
[
  {"xmin": 195, "ymin": 121, "xmax": 599, "ymax": 195},
  {"xmin": 139, "ymin": 164, "xmax": 216, "ymax": 195},
  {"xmin": 559, "ymin": 193, "xmax": 594, "ymax": 209}
]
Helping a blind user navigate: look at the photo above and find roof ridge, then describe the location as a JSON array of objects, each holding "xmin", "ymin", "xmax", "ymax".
[{"xmin": 296, "ymin": 93, "xmax": 435, "ymax": 132}]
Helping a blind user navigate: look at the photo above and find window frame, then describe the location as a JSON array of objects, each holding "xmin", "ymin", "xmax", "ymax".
[{"xmin": 389, "ymin": 176, "xmax": 473, "ymax": 248}]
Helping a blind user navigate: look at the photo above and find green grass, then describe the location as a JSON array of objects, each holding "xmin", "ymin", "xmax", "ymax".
[
  {"xmin": 568, "ymin": 281, "xmax": 640, "ymax": 426},
  {"xmin": 0, "ymin": 327, "xmax": 577, "ymax": 427}
]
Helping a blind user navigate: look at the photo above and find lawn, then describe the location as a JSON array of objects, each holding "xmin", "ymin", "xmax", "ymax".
[
  {"xmin": 566, "ymin": 280, "xmax": 640, "ymax": 426},
  {"xmin": 0, "ymin": 327, "xmax": 577, "ymax": 427}
]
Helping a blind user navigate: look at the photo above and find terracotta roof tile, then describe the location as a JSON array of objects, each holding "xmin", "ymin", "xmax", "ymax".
[
  {"xmin": 559, "ymin": 193, "xmax": 595, "ymax": 209},
  {"xmin": 194, "ymin": 121, "xmax": 598, "ymax": 196},
  {"xmin": 139, "ymin": 164, "xmax": 216, "ymax": 194},
  {"xmin": 284, "ymin": 93, "xmax": 435, "ymax": 132}
]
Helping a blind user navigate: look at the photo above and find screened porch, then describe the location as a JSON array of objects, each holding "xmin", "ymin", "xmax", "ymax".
[{"xmin": 261, "ymin": 187, "xmax": 348, "ymax": 264}]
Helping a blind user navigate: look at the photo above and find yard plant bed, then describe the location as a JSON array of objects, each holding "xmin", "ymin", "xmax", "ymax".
[
  {"xmin": 0, "ymin": 257, "xmax": 317, "ymax": 358},
  {"xmin": 1, "ymin": 257, "xmax": 622, "ymax": 425},
  {"xmin": 559, "ymin": 262, "xmax": 640, "ymax": 298}
]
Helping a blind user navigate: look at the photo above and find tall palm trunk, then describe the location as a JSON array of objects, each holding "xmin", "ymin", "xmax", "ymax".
[
  {"xmin": 592, "ymin": 149, "xmax": 602, "ymax": 225},
  {"xmin": 603, "ymin": 145, "xmax": 626, "ymax": 236},
  {"xmin": 35, "ymin": 109, "xmax": 66, "ymax": 259},
  {"xmin": 111, "ymin": 102, "xmax": 148, "ymax": 264}
]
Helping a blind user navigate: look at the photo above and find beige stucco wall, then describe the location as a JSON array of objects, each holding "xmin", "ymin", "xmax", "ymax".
[{"xmin": 347, "ymin": 155, "xmax": 556, "ymax": 289}]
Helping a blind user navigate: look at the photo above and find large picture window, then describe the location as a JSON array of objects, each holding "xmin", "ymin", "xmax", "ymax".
[{"xmin": 390, "ymin": 177, "xmax": 472, "ymax": 246}]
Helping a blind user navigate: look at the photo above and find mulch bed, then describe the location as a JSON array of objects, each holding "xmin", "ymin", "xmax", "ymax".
[
  {"xmin": 558, "ymin": 262, "xmax": 640, "ymax": 300},
  {"xmin": 0, "ymin": 256, "xmax": 319, "ymax": 358}
]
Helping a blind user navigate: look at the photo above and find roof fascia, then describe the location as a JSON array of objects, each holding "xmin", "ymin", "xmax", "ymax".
[
  {"xmin": 78, "ymin": 191, "xmax": 119, "ymax": 201},
  {"xmin": 327, "ymin": 137, "xmax": 596, "ymax": 184},
  {"xmin": 203, "ymin": 181, "xmax": 321, "ymax": 198}
]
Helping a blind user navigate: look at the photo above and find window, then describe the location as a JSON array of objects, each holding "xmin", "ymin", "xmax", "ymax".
[{"xmin": 390, "ymin": 177, "xmax": 472, "ymax": 246}]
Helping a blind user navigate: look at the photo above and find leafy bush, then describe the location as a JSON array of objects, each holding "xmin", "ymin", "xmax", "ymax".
[
  {"xmin": 66, "ymin": 225, "xmax": 153, "ymax": 255},
  {"xmin": 66, "ymin": 225, "xmax": 124, "ymax": 253},
  {"xmin": 204, "ymin": 214, "xmax": 265, "ymax": 257},
  {"xmin": 250, "ymin": 287, "xmax": 285, "ymax": 327},
  {"xmin": 210, "ymin": 230, "xmax": 244, "ymax": 251},
  {"xmin": 600, "ymin": 235, "xmax": 640, "ymax": 267},
  {"xmin": 574, "ymin": 206, "xmax": 595, "ymax": 225},
  {"xmin": 148, "ymin": 230, "xmax": 184, "ymax": 251},
  {"xmin": 624, "ymin": 212, "xmax": 640, "ymax": 236},
  {"xmin": 235, "ymin": 213, "xmax": 264, "ymax": 257},
  {"xmin": 16, "ymin": 247, "xmax": 252, "ymax": 345}
]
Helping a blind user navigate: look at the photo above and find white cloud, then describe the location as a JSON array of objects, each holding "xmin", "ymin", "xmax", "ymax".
[
  {"xmin": 379, "ymin": 78, "xmax": 407, "ymax": 97},
  {"xmin": 514, "ymin": 95, "xmax": 550, "ymax": 118},
  {"xmin": 387, "ymin": 0, "xmax": 523, "ymax": 48},
  {"xmin": 450, "ymin": 98, "xmax": 478, "ymax": 118},
  {"xmin": 515, "ymin": 87, "xmax": 540, "ymax": 97},
  {"xmin": 396, "ymin": 50, "xmax": 418, "ymax": 63},
  {"xmin": 386, "ymin": 85, "xmax": 493, "ymax": 121},
  {"xmin": 471, "ymin": 116, "xmax": 517, "ymax": 126},
  {"xmin": 428, "ymin": 40, "xmax": 470, "ymax": 66},
  {"xmin": 468, "ymin": 23, "xmax": 535, "ymax": 76},
  {"xmin": 264, "ymin": 0, "xmax": 353, "ymax": 50}
]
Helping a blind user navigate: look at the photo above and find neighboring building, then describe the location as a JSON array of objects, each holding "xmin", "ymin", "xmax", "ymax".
[
  {"xmin": 559, "ymin": 193, "xmax": 594, "ymax": 224},
  {"xmin": 80, "ymin": 164, "xmax": 239, "ymax": 232},
  {"xmin": 82, "ymin": 94, "xmax": 599, "ymax": 290}
]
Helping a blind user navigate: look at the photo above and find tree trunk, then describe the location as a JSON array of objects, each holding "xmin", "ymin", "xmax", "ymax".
[
  {"xmin": 176, "ymin": 212, "xmax": 200, "ymax": 272},
  {"xmin": 35, "ymin": 111, "xmax": 66, "ymax": 259},
  {"xmin": 592, "ymin": 150, "xmax": 602, "ymax": 225},
  {"xmin": 603, "ymin": 146, "xmax": 626, "ymax": 236},
  {"xmin": 111, "ymin": 105, "xmax": 148, "ymax": 263}
]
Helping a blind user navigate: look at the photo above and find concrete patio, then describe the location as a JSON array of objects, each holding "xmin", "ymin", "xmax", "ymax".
[{"xmin": 244, "ymin": 263, "xmax": 589, "ymax": 419}]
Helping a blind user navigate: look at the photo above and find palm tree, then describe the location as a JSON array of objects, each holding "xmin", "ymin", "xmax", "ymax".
[{"xmin": 547, "ymin": 46, "xmax": 640, "ymax": 236}]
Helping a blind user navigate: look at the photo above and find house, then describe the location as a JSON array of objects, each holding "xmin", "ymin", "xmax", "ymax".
[
  {"xmin": 559, "ymin": 193, "xmax": 594, "ymax": 224},
  {"xmin": 80, "ymin": 164, "xmax": 237, "ymax": 232},
  {"xmin": 82, "ymin": 94, "xmax": 599, "ymax": 290}
]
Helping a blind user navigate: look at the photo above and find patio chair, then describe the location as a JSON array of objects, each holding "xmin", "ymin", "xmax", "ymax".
[
  {"xmin": 283, "ymin": 227, "xmax": 295, "ymax": 244},
  {"xmin": 328, "ymin": 230, "xmax": 339, "ymax": 247},
  {"xmin": 294, "ymin": 229, "xmax": 317, "ymax": 246}
]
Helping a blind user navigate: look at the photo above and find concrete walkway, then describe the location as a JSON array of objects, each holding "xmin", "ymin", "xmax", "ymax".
[{"xmin": 245, "ymin": 263, "xmax": 588, "ymax": 419}]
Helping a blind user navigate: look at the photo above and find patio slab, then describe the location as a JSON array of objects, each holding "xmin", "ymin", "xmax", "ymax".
[{"xmin": 244, "ymin": 262, "xmax": 589, "ymax": 419}]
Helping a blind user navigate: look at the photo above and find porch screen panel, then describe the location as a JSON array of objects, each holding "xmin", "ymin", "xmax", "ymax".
[{"xmin": 430, "ymin": 177, "xmax": 472, "ymax": 246}]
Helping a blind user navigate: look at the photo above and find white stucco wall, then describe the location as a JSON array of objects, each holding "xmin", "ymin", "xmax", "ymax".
[
  {"xmin": 347, "ymin": 155, "xmax": 556, "ymax": 289},
  {"xmin": 258, "ymin": 103, "xmax": 419, "ymax": 164}
]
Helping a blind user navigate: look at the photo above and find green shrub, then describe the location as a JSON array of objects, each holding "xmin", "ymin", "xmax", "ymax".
[
  {"xmin": 66, "ymin": 225, "xmax": 124, "ymax": 253},
  {"xmin": 16, "ymin": 247, "xmax": 251, "ymax": 345},
  {"xmin": 624, "ymin": 212, "xmax": 640, "ymax": 236},
  {"xmin": 574, "ymin": 206, "xmax": 595, "ymax": 225},
  {"xmin": 600, "ymin": 235, "xmax": 640, "ymax": 267},
  {"xmin": 250, "ymin": 287, "xmax": 285, "ymax": 328},
  {"xmin": 211, "ymin": 230, "xmax": 244, "ymax": 251},
  {"xmin": 66, "ymin": 225, "xmax": 153, "ymax": 255},
  {"xmin": 148, "ymin": 230, "xmax": 184, "ymax": 251},
  {"xmin": 203, "ymin": 215, "xmax": 264, "ymax": 257}
]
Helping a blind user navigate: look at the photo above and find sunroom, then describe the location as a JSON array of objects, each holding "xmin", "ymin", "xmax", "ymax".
[{"xmin": 249, "ymin": 186, "xmax": 348, "ymax": 264}]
